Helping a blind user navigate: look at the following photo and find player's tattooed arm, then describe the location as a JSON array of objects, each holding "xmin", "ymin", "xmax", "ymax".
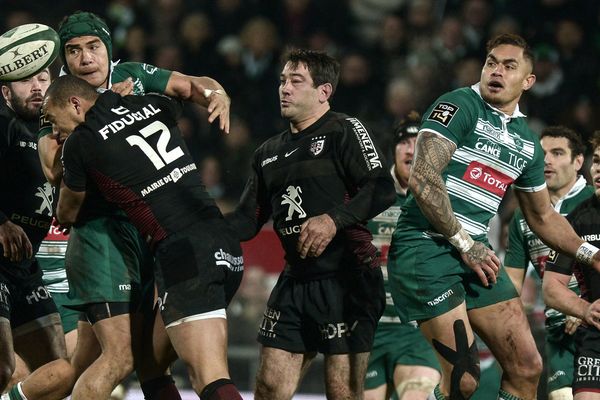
[
  {"xmin": 409, "ymin": 131, "xmax": 460, "ymax": 237},
  {"xmin": 409, "ymin": 131, "xmax": 499, "ymax": 285}
]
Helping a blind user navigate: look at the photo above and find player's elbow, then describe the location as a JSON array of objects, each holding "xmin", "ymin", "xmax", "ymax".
[{"xmin": 56, "ymin": 206, "xmax": 76, "ymax": 228}]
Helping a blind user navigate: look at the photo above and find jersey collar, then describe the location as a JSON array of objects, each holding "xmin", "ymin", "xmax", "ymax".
[
  {"xmin": 390, "ymin": 165, "xmax": 408, "ymax": 196},
  {"xmin": 471, "ymin": 83, "xmax": 526, "ymax": 119}
]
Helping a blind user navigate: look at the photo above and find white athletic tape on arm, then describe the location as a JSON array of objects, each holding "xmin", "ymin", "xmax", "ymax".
[
  {"xmin": 575, "ymin": 242, "xmax": 599, "ymax": 265},
  {"xmin": 448, "ymin": 228, "xmax": 475, "ymax": 253}
]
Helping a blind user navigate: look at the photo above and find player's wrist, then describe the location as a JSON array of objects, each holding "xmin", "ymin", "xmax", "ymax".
[
  {"xmin": 448, "ymin": 228, "xmax": 474, "ymax": 253},
  {"xmin": 575, "ymin": 242, "xmax": 600, "ymax": 265},
  {"xmin": 203, "ymin": 88, "xmax": 227, "ymax": 99}
]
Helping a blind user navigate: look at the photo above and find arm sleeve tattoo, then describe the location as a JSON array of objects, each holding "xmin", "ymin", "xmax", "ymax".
[{"xmin": 409, "ymin": 130, "xmax": 461, "ymax": 238}]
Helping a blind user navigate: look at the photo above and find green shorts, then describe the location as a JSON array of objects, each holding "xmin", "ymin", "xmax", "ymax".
[
  {"xmin": 545, "ymin": 325, "xmax": 575, "ymax": 393},
  {"xmin": 65, "ymin": 217, "xmax": 154, "ymax": 310},
  {"xmin": 388, "ymin": 236, "xmax": 518, "ymax": 322},
  {"xmin": 50, "ymin": 292, "xmax": 79, "ymax": 334},
  {"xmin": 365, "ymin": 323, "xmax": 440, "ymax": 389}
]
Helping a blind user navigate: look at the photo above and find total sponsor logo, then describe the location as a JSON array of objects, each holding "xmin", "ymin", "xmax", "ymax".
[
  {"xmin": 214, "ymin": 248, "xmax": 244, "ymax": 272},
  {"xmin": 463, "ymin": 161, "xmax": 514, "ymax": 196},
  {"xmin": 427, "ymin": 289, "xmax": 454, "ymax": 307}
]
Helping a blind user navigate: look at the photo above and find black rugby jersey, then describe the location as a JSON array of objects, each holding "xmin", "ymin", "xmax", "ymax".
[
  {"xmin": 546, "ymin": 195, "xmax": 600, "ymax": 303},
  {"xmin": 0, "ymin": 107, "xmax": 53, "ymax": 270},
  {"xmin": 61, "ymin": 91, "xmax": 221, "ymax": 247},
  {"xmin": 228, "ymin": 111, "xmax": 395, "ymax": 279}
]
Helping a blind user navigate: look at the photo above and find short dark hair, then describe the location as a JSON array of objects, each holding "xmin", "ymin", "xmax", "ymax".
[
  {"xmin": 541, "ymin": 125, "xmax": 586, "ymax": 160},
  {"xmin": 44, "ymin": 75, "xmax": 99, "ymax": 108},
  {"xmin": 284, "ymin": 49, "xmax": 340, "ymax": 96},
  {"xmin": 590, "ymin": 131, "xmax": 600, "ymax": 153},
  {"xmin": 486, "ymin": 33, "xmax": 534, "ymax": 69}
]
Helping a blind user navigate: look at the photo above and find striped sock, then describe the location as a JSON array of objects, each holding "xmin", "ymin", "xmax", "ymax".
[
  {"xmin": 427, "ymin": 385, "xmax": 446, "ymax": 400},
  {"xmin": 498, "ymin": 388, "xmax": 524, "ymax": 400}
]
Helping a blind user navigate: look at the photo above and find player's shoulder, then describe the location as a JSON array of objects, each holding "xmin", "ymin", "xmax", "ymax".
[
  {"xmin": 567, "ymin": 194, "xmax": 599, "ymax": 223},
  {"xmin": 434, "ymin": 86, "xmax": 481, "ymax": 111},
  {"xmin": 112, "ymin": 62, "xmax": 164, "ymax": 81}
]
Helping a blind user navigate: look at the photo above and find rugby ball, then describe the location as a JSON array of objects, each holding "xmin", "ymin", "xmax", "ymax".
[{"xmin": 0, "ymin": 23, "xmax": 59, "ymax": 81}]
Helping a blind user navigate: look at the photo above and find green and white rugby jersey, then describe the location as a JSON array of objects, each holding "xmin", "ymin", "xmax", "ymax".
[
  {"xmin": 367, "ymin": 169, "xmax": 408, "ymax": 328},
  {"xmin": 38, "ymin": 61, "xmax": 172, "ymax": 288},
  {"xmin": 505, "ymin": 176, "xmax": 594, "ymax": 332},
  {"xmin": 396, "ymin": 84, "xmax": 546, "ymax": 242}
]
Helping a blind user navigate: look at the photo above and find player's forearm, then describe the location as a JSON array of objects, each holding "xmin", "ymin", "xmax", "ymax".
[
  {"xmin": 327, "ymin": 175, "xmax": 395, "ymax": 229},
  {"xmin": 543, "ymin": 276, "xmax": 588, "ymax": 319},
  {"xmin": 409, "ymin": 131, "xmax": 461, "ymax": 238},
  {"xmin": 38, "ymin": 135, "xmax": 63, "ymax": 186},
  {"xmin": 528, "ymin": 210, "xmax": 584, "ymax": 258}
]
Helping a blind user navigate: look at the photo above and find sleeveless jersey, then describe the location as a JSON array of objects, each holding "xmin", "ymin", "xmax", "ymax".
[
  {"xmin": 396, "ymin": 84, "xmax": 546, "ymax": 243},
  {"xmin": 61, "ymin": 91, "xmax": 220, "ymax": 247},
  {"xmin": 505, "ymin": 176, "xmax": 594, "ymax": 331}
]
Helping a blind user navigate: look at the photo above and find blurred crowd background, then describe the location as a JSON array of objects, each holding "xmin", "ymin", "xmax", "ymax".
[{"xmin": 2, "ymin": 0, "xmax": 598, "ymax": 396}]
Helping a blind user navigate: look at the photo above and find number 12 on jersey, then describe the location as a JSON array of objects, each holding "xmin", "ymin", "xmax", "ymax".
[{"xmin": 126, "ymin": 120, "xmax": 184, "ymax": 170}]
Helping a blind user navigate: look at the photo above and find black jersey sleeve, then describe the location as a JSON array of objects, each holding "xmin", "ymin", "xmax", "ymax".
[
  {"xmin": 326, "ymin": 117, "xmax": 395, "ymax": 229},
  {"xmin": 545, "ymin": 249, "xmax": 574, "ymax": 276},
  {"xmin": 61, "ymin": 131, "xmax": 88, "ymax": 192},
  {"xmin": 226, "ymin": 150, "xmax": 272, "ymax": 241}
]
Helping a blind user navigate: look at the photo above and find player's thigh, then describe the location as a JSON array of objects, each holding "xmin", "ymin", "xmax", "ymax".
[
  {"xmin": 70, "ymin": 320, "xmax": 100, "ymax": 378},
  {"xmin": 418, "ymin": 301, "xmax": 476, "ymax": 376},
  {"xmin": 13, "ymin": 313, "xmax": 65, "ymax": 369},
  {"xmin": 468, "ymin": 297, "xmax": 539, "ymax": 372},
  {"xmin": 0, "ymin": 318, "xmax": 15, "ymax": 374}
]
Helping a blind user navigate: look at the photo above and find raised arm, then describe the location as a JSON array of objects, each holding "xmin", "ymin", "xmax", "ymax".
[
  {"xmin": 409, "ymin": 131, "xmax": 500, "ymax": 286},
  {"xmin": 164, "ymin": 72, "xmax": 231, "ymax": 133},
  {"xmin": 38, "ymin": 134, "xmax": 63, "ymax": 186}
]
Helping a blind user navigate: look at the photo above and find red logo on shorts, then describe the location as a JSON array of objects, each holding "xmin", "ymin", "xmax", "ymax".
[{"xmin": 463, "ymin": 161, "xmax": 514, "ymax": 196}]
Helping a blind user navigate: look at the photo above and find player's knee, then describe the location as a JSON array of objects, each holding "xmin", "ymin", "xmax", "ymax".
[
  {"xmin": 548, "ymin": 387, "xmax": 573, "ymax": 400},
  {"xmin": 325, "ymin": 376, "xmax": 362, "ymax": 399},
  {"xmin": 254, "ymin": 373, "xmax": 295, "ymax": 400},
  {"xmin": 458, "ymin": 372, "xmax": 480, "ymax": 398},
  {"xmin": 396, "ymin": 376, "xmax": 438, "ymax": 399},
  {"xmin": 510, "ymin": 348, "xmax": 542, "ymax": 383}
]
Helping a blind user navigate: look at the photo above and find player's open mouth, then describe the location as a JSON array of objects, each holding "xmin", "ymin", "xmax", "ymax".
[{"xmin": 488, "ymin": 81, "xmax": 503, "ymax": 90}]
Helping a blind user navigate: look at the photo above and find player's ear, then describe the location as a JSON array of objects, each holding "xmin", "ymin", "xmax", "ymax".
[
  {"xmin": 69, "ymin": 96, "xmax": 82, "ymax": 113},
  {"xmin": 318, "ymin": 83, "xmax": 333, "ymax": 103}
]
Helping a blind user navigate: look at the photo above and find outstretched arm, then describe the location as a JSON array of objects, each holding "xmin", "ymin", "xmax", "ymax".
[
  {"xmin": 164, "ymin": 72, "xmax": 231, "ymax": 133},
  {"xmin": 409, "ymin": 131, "xmax": 500, "ymax": 286}
]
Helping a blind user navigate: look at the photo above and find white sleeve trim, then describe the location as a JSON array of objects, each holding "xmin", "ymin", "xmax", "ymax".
[
  {"xmin": 513, "ymin": 182, "xmax": 547, "ymax": 193},
  {"xmin": 419, "ymin": 128, "xmax": 457, "ymax": 148}
]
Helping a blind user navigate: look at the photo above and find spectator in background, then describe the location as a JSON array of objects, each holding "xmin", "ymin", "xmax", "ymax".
[
  {"xmin": 179, "ymin": 12, "xmax": 217, "ymax": 75},
  {"xmin": 331, "ymin": 51, "xmax": 382, "ymax": 124}
]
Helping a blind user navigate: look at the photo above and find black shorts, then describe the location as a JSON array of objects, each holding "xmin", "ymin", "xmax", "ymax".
[
  {"xmin": 153, "ymin": 219, "xmax": 243, "ymax": 327},
  {"xmin": 573, "ymin": 325, "xmax": 600, "ymax": 394},
  {"xmin": 257, "ymin": 266, "xmax": 385, "ymax": 354},
  {"xmin": 0, "ymin": 261, "xmax": 58, "ymax": 329}
]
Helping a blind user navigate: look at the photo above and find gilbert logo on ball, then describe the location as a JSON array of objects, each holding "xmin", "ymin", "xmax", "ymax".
[{"xmin": 0, "ymin": 23, "xmax": 59, "ymax": 81}]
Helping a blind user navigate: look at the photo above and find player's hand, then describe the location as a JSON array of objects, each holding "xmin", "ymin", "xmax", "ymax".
[
  {"xmin": 297, "ymin": 214, "xmax": 337, "ymax": 259},
  {"xmin": 0, "ymin": 220, "xmax": 33, "ymax": 262},
  {"xmin": 564, "ymin": 315, "xmax": 581, "ymax": 335},
  {"xmin": 459, "ymin": 241, "xmax": 500, "ymax": 287},
  {"xmin": 194, "ymin": 81, "xmax": 231, "ymax": 134},
  {"xmin": 583, "ymin": 299, "xmax": 600, "ymax": 330},
  {"xmin": 111, "ymin": 77, "xmax": 134, "ymax": 96}
]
